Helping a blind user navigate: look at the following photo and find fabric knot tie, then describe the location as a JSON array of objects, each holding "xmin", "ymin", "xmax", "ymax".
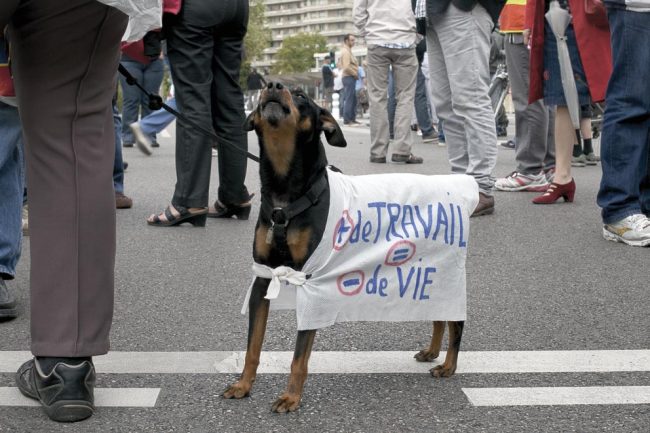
[{"xmin": 251, "ymin": 263, "xmax": 307, "ymax": 300}]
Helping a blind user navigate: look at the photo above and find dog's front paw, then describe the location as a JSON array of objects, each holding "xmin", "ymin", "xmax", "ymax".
[
  {"xmin": 223, "ymin": 381, "xmax": 252, "ymax": 399},
  {"xmin": 430, "ymin": 364, "xmax": 456, "ymax": 378},
  {"xmin": 271, "ymin": 392, "xmax": 301, "ymax": 413},
  {"xmin": 414, "ymin": 349, "xmax": 439, "ymax": 362}
]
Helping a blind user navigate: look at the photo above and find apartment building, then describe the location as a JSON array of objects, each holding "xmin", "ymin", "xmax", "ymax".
[{"xmin": 257, "ymin": 0, "xmax": 356, "ymax": 69}]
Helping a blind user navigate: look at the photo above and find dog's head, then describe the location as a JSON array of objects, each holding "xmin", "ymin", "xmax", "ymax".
[{"xmin": 244, "ymin": 82, "xmax": 346, "ymax": 177}]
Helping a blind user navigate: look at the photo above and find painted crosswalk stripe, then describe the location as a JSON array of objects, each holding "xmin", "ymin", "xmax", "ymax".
[
  {"xmin": 0, "ymin": 387, "xmax": 160, "ymax": 407},
  {"xmin": 1, "ymin": 350, "xmax": 649, "ymax": 374},
  {"xmin": 463, "ymin": 386, "xmax": 650, "ymax": 406},
  {"xmin": 160, "ymin": 128, "xmax": 171, "ymax": 138}
]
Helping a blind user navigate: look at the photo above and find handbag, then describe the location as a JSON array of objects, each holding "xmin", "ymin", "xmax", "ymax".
[{"xmin": 584, "ymin": 0, "xmax": 609, "ymax": 29}]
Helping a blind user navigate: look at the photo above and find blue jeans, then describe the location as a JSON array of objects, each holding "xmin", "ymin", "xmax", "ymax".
[
  {"xmin": 112, "ymin": 100, "xmax": 125, "ymax": 194},
  {"xmin": 118, "ymin": 57, "xmax": 164, "ymax": 144},
  {"xmin": 342, "ymin": 75, "xmax": 357, "ymax": 123},
  {"xmin": 597, "ymin": 8, "xmax": 650, "ymax": 223},
  {"xmin": 414, "ymin": 65, "xmax": 434, "ymax": 136},
  {"xmin": 0, "ymin": 101, "xmax": 24, "ymax": 279},
  {"xmin": 140, "ymin": 97, "xmax": 177, "ymax": 136}
]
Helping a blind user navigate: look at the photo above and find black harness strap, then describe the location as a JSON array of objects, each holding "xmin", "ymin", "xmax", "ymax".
[{"xmin": 260, "ymin": 169, "xmax": 328, "ymax": 243}]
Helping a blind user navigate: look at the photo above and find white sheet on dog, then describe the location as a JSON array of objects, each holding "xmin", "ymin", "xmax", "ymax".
[{"xmin": 242, "ymin": 169, "xmax": 479, "ymax": 330}]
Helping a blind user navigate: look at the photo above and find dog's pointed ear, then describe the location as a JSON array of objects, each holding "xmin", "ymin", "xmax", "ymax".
[
  {"xmin": 320, "ymin": 107, "xmax": 347, "ymax": 147},
  {"xmin": 243, "ymin": 110, "xmax": 257, "ymax": 131}
]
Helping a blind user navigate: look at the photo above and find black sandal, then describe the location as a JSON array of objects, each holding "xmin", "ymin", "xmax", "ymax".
[
  {"xmin": 207, "ymin": 194, "xmax": 254, "ymax": 220},
  {"xmin": 147, "ymin": 205, "xmax": 208, "ymax": 227}
]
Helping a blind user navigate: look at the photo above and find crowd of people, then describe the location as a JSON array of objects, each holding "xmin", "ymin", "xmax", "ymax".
[{"xmin": 0, "ymin": 0, "xmax": 649, "ymax": 424}]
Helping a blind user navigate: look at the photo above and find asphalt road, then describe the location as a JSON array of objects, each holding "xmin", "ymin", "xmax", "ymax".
[{"xmin": 1, "ymin": 120, "xmax": 648, "ymax": 433}]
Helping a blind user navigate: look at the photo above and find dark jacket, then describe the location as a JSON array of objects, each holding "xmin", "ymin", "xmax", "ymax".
[{"xmin": 426, "ymin": 0, "xmax": 506, "ymax": 24}]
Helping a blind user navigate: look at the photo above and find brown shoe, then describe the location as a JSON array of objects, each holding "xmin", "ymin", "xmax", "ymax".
[
  {"xmin": 471, "ymin": 192, "xmax": 494, "ymax": 217},
  {"xmin": 391, "ymin": 153, "xmax": 423, "ymax": 164},
  {"xmin": 115, "ymin": 192, "xmax": 133, "ymax": 209}
]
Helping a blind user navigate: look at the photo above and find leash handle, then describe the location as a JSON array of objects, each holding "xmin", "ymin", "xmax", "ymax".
[{"xmin": 117, "ymin": 63, "xmax": 260, "ymax": 163}]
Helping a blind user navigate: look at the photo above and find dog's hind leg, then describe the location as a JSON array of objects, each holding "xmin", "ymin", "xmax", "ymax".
[
  {"xmin": 223, "ymin": 277, "xmax": 271, "ymax": 399},
  {"xmin": 414, "ymin": 320, "xmax": 445, "ymax": 362},
  {"xmin": 430, "ymin": 321, "xmax": 464, "ymax": 378},
  {"xmin": 271, "ymin": 329, "xmax": 316, "ymax": 413}
]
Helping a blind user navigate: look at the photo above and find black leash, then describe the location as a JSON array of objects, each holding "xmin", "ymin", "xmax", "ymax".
[{"xmin": 118, "ymin": 64, "xmax": 260, "ymax": 163}]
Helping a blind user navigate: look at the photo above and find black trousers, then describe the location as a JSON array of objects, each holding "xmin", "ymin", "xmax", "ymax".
[{"xmin": 165, "ymin": 0, "xmax": 250, "ymax": 208}]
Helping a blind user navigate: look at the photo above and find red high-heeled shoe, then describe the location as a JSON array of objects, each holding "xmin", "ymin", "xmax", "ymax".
[{"xmin": 532, "ymin": 179, "xmax": 576, "ymax": 204}]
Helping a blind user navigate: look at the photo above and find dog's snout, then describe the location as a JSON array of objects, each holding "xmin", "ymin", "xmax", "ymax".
[{"xmin": 266, "ymin": 82, "xmax": 285, "ymax": 91}]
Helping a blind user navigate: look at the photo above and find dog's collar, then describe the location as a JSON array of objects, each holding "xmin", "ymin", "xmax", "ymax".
[{"xmin": 261, "ymin": 168, "xmax": 328, "ymax": 231}]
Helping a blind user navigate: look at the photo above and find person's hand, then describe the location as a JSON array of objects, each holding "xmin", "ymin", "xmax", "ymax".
[{"xmin": 523, "ymin": 29, "xmax": 531, "ymax": 46}]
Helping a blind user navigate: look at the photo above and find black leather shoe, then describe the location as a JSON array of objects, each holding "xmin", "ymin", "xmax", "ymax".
[
  {"xmin": 471, "ymin": 192, "xmax": 495, "ymax": 217},
  {"xmin": 0, "ymin": 279, "xmax": 17, "ymax": 320},
  {"xmin": 16, "ymin": 358, "xmax": 96, "ymax": 422},
  {"xmin": 391, "ymin": 153, "xmax": 423, "ymax": 164}
]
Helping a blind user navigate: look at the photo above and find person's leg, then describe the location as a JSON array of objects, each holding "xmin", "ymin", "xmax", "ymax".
[
  {"xmin": 387, "ymin": 68, "xmax": 396, "ymax": 139},
  {"xmin": 139, "ymin": 97, "xmax": 177, "ymax": 136},
  {"xmin": 0, "ymin": 102, "xmax": 23, "ymax": 282},
  {"xmin": 10, "ymin": 0, "xmax": 127, "ymax": 357},
  {"xmin": 118, "ymin": 59, "xmax": 144, "ymax": 145},
  {"xmin": 391, "ymin": 48, "xmax": 419, "ymax": 157},
  {"xmin": 551, "ymin": 106, "xmax": 575, "ymax": 185},
  {"xmin": 420, "ymin": 56, "xmax": 439, "ymax": 126},
  {"xmin": 366, "ymin": 46, "xmax": 391, "ymax": 160},
  {"xmin": 211, "ymin": 2, "xmax": 250, "ymax": 207},
  {"xmin": 543, "ymin": 107, "xmax": 557, "ymax": 174},
  {"xmin": 166, "ymin": 17, "xmax": 215, "ymax": 209},
  {"xmin": 597, "ymin": 8, "xmax": 650, "ymax": 224},
  {"xmin": 579, "ymin": 108, "xmax": 598, "ymax": 164},
  {"xmin": 427, "ymin": 20, "xmax": 459, "ymax": 164},
  {"xmin": 429, "ymin": 5, "xmax": 497, "ymax": 195},
  {"xmin": 414, "ymin": 64, "xmax": 434, "ymax": 138},
  {"xmin": 112, "ymin": 99, "xmax": 124, "ymax": 194},
  {"xmin": 342, "ymin": 76, "xmax": 357, "ymax": 123},
  {"xmin": 505, "ymin": 35, "xmax": 549, "ymax": 175},
  {"xmin": 139, "ymin": 58, "xmax": 165, "ymax": 143}
]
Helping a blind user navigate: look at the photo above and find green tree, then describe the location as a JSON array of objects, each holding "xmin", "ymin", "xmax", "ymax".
[
  {"xmin": 241, "ymin": 0, "xmax": 271, "ymax": 88},
  {"xmin": 272, "ymin": 32, "xmax": 327, "ymax": 74}
]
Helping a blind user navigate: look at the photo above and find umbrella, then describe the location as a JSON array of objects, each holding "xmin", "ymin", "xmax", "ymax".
[{"xmin": 545, "ymin": 0, "xmax": 580, "ymax": 129}]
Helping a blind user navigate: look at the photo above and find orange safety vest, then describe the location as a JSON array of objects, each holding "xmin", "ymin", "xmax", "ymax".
[{"xmin": 499, "ymin": 0, "xmax": 527, "ymax": 33}]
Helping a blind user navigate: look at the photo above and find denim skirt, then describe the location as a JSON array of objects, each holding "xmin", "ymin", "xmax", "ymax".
[{"xmin": 543, "ymin": 21, "xmax": 592, "ymax": 107}]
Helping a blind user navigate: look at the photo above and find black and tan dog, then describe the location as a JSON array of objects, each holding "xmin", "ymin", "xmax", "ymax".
[{"xmin": 223, "ymin": 82, "xmax": 464, "ymax": 413}]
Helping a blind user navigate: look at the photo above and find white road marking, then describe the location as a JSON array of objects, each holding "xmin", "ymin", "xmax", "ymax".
[
  {"xmin": 0, "ymin": 387, "xmax": 160, "ymax": 407},
  {"xmin": 160, "ymin": 128, "xmax": 171, "ymax": 138},
  {"xmin": 1, "ymin": 350, "xmax": 649, "ymax": 374},
  {"xmin": 463, "ymin": 386, "xmax": 650, "ymax": 406}
]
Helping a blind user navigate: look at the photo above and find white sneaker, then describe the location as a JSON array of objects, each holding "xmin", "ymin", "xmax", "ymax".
[
  {"xmin": 129, "ymin": 123, "xmax": 153, "ymax": 156},
  {"xmin": 495, "ymin": 171, "xmax": 549, "ymax": 192},
  {"xmin": 603, "ymin": 214, "xmax": 650, "ymax": 247}
]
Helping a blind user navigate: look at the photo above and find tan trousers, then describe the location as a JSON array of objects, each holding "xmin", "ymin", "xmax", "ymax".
[
  {"xmin": 4, "ymin": 0, "xmax": 127, "ymax": 356},
  {"xmin": 366, "ymin": 45, "xmax": 418, "ymax": 159}
]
